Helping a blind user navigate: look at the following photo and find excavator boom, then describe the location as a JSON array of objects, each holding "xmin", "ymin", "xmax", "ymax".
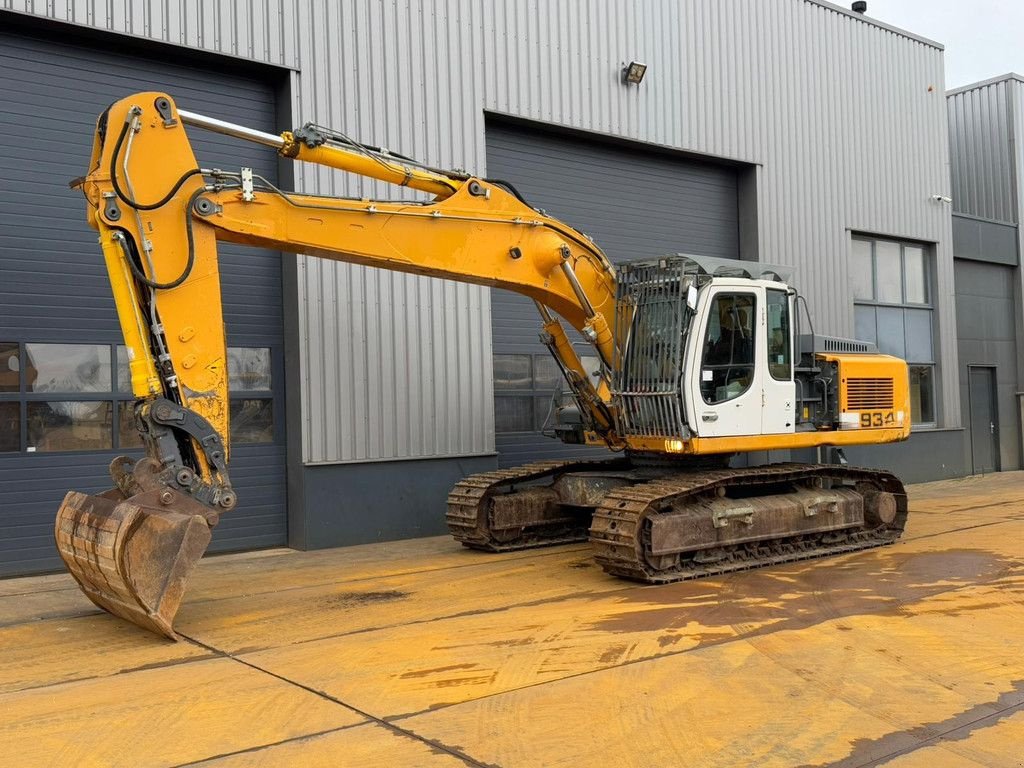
[{"xmin": 57, "ymin": 92, "xmax": 622, "ymax": 637}]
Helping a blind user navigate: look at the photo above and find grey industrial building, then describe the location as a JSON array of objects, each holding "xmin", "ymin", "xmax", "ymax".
[
  {"xmin": 0, "ymin": 0, "xmax": 1015, "ymax": 576},
  {"xmin": 946, "ymin": 74, "xmax": 1024, "ymax": 478}
]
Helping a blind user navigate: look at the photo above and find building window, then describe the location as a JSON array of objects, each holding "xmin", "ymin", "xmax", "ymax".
[
  {"xmin": 227, "ymin": 347, "xmax": 274, "ymax": 444},
  {"xmin": 0, "ymin": 343, "xmax": 19, "ymax": 393},
  {"xmin": 0, "ymin": 342, "xmax": 275, "ymax": 452},
  {"xmin": 493, "ymin": 353, "xmax": 588, "ymax": 433},
  {"xmin": 0, "ymin": 401, "xmax": 20, "ymax": 453},
  {"xmin": 850, "ymin": 236, "xmax": 936, "ymax": 426},
  {"xmin": 14, "ymin": 343, "xmax": 123, "ymax": 453},
  {"xmin": 909, "ymin": 365, "xmax": 935, "ymax": 424}
]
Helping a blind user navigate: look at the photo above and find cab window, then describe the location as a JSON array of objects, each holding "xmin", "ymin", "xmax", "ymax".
[
  {"xmin": 701, "ymin": 293, "xmax": 756, "ymax": 404},
  {"xmin": 766, "ymin": 289, "xmax": 791, "ymax": 381}
]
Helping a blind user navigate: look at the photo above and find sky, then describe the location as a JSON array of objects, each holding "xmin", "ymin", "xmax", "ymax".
[{"xmin": 866, "ymin": 0, "xmax": 1024, "ymax": 88}]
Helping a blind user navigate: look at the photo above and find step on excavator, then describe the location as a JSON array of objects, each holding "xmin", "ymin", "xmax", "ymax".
[{"xmin": 57, "ymin": 93, "xmax": 911, "ymax": 639}]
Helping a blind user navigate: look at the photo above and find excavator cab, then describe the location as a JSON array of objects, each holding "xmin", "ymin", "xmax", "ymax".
[
  {"xmin": 612, "ymin": 255, "xmax": 793, "ymax": 442},
  {"xmin": 612, "ymin": 254, "xmax": 908, "ymax": 447}
]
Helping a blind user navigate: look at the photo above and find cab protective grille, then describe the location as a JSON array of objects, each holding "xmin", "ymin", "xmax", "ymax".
[
  {"xmin": 846, "ymin": 378, "xmax": 894, "ymax": 410},
  {"xmin": 611, "ymin": 258, "xmax": 693, "ymax": 439}
]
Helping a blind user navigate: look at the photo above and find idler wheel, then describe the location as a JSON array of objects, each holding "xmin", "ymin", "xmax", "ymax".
[{"xmin": 862, "ymin": 489, "xmax": 897, "ymax": 526}]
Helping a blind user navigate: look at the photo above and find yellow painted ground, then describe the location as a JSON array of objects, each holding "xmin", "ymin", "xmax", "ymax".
[{"xmin": 1, "ymin": 472, "xmax": 1023, "ymax": 767}]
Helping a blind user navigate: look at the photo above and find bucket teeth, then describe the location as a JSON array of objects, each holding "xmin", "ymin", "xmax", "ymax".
[{"xmin": 55, "ymin": 487, "xmax": 213, "ymax": 640}]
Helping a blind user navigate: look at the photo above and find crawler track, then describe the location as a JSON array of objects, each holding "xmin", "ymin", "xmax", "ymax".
[
  {"xmin": 589, "ymin": 463, "xmax": 908, "ymax": 582},
  {"xmin": 446, "ymin": 458, "xmax": 630, "ymax": 551}
]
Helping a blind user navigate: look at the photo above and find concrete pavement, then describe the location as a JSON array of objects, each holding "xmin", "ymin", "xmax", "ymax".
[{"xmin": 1, "ymin": 472, "xmax": 1022, "ymax": 766}]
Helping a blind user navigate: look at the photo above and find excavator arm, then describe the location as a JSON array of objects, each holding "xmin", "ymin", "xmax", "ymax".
[{"xmin": 57, "ymin": 92, "xmax": 622, "ymax": 638}]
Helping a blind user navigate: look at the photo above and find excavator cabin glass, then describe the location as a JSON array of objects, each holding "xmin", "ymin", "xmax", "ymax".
[
  {"xmin": 700, "ymin": 293, "xmax": 756, "ymax": 405},
  {"xmin": 766, "ymin": 289, "xmax": 792, "ymax": 381}
]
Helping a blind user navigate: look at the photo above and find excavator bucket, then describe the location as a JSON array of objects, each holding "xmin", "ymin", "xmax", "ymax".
[{"xmin": 55, "ymin": 483, "xmax": 214, "ymax": 640}]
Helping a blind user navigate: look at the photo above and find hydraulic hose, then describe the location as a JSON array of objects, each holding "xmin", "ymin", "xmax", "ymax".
[
  {"xmin": 109, "ymin": 118, "xmax": 203, "ymax": 211},
  {"xmin": 116, "ymin": 186, "xmax": 207, "ymax": 290}
]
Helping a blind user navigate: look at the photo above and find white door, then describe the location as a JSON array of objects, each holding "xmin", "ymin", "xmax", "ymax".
[
  {"xmin": 761, "ymin": 288, "xmax": 797, "ymax": 434},
  {"xmin": 687, "ymin": 286, "xmax": 764, "ymax": 437}
]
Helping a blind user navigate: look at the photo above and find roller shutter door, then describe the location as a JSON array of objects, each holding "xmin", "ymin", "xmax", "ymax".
[
  {"xmin": 0, "ymin": 29, "xmax": 286, "ymax": 575},
  {"xmin": 485, "ymin": 119, "xmax": 739, "ymax": 466}
]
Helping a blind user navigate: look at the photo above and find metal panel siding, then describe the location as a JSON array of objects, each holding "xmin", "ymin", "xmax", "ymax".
[
  {"xmin": 1013, "ymin": 79, "xmax": 1024, "ymax": 252},
  {"xmin": 951, "ymin": 215, "xmax": 1019, "ymax": 266},
  {"xmin": 947, "ymin": 80, "xmax": 1016, "ymax": 223},
  {"xmin": 291, "ymin": 0, "xmax": 494, "ymax": 464},
  {"xmin": 5, "ymin": 0, "xmax": 960, "ymax": 450},
  {"xmin": 0, "ymin": 30, "xmax": 287, "ymax": 574},
  {"xmin": 1, "ymin": 0, "xmax": 300, "ymax": 69}
]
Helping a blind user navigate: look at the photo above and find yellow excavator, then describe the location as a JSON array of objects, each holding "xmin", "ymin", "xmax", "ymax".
[{"xmin": 57, "ymin": 92, "xmax": 911, "ymax": 639}]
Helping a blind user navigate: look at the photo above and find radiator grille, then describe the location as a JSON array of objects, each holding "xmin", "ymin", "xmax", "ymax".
[
  {"xmin": 823, "ymin": 337, "xmax": 875, "ymax": 353},
  {"xmin": 846, "ymin": 378, "xmax": 894, "ymax": 410}
]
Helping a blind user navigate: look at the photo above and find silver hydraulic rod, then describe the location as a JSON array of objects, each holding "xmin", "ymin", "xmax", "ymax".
[
  {"xmin": 559, "ymin": 259, "xmax": 597, "ymax": 319},
  {"xmin": 177, "ymin": 109, "xmax": 285, "ymax": 150},
  {"xmin": 533, "ymin": 300, "xmax": 555, "ymax": 323}
]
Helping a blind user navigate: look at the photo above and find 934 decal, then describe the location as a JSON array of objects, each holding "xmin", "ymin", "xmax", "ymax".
[{"xmin": 859, "ymin": 410, "xmax": 896, "ymax": 428}]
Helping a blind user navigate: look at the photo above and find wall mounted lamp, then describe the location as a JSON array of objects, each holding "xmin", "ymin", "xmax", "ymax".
[{"xmin": 622, "ymin": 61, "xmax": 647, "ymax": 85}]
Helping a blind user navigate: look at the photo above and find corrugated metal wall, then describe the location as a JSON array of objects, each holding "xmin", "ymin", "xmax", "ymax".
[
  {"xmin": 1, "ymin": 0, "xmax": 300, "ymax": 67},
  {"xmin": 947, "ymin": 77, "xmax": 1019, "ymax": 224},
  {"xmin": 3, "ymin": 0, "xmax": 962, "ymax": 449},
  {"xmin": 289, "ymin": 1, "xmax": 496, "ymax": 463}
]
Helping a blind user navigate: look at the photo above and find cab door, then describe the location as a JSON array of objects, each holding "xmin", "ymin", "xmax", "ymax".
[
  {"xmin": 761, "ymin": 288, "xmax": 797, "ymax": 434},
  {"xmin": 687, "ymin": 286, "xmax": 764, "ymax": 437}
]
